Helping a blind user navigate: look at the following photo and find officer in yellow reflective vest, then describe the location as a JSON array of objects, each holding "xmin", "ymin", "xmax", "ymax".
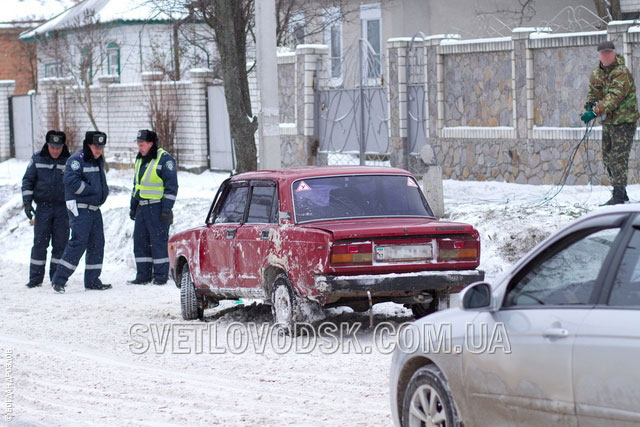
[{"xmin": 127, "ymin": 130, "xmax": 178, "ymax": 285}]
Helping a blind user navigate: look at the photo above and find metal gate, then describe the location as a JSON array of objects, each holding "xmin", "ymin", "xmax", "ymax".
[
  {"xmin": 10, "ymin": 94, "xmax": 42, "ymax": 160},
  {"xmin": 316, "ymin": 39, "xmax": 390, "ymax": 166},
  {"xmin": 207, "ymin": 85, "xmax": 235, "ymax": 171},
  {"xmin": 405, "ymin": 33, "xmax": 429, "ymax": 172}
]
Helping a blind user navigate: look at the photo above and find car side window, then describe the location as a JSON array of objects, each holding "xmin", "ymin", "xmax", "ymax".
[
  {"xmin": 609, "ymin": 229, "xmax": 640, "ymax": 307},
  {"xmin": 504, "ymin": 228, "xmax": 620, "ymax": 307},
  {"xmin": 246, "ymin": 185, "xmax": 277, "ymax": 224},
  {"xmin": 215, "ymin": 185, "xmax": 248, "ymax": 224}
]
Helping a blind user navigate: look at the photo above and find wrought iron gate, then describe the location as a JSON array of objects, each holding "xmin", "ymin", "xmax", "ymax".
[{"xmin": 315, "ymin": 39, "xmax": 390, "ymax": 166}]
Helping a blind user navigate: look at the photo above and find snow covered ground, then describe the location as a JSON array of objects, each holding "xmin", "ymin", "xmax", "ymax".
[{"xmin": 0, "ymin": 158, "xmax": 635, "ymax": 425}]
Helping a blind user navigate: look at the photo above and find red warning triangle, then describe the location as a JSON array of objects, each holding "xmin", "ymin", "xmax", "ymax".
[
  {"xmin": 407, "ymin": 177, "xmax": 418, "ymax": 187},
  {"xmin": 296, "ymin": 181, "xmax": 312, "ymax": 192}
]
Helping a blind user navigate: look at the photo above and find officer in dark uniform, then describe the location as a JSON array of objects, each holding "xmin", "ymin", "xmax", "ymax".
[
  {"xmin": 51, "ymin": 131, "xmax": 111, "ymax": 293},
  {"xmin": 21, "ymin": 130, "xmax": 70, "ymax": 288},
  {"xmin": 127, "ymin": 130, "xmax": 178, "ymax": 285}
]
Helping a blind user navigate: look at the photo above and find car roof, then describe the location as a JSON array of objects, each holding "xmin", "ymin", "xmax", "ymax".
[{"xmin": 230, "ymin": 166, "xmax": 412, "ymax": 181}]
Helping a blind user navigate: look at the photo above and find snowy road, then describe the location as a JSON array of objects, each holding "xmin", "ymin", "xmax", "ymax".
[{"xmin": 1, "ymin": 159, "xmax": 635, "ymax": 425}]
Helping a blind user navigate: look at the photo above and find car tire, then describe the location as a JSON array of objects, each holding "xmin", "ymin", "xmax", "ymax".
[
  {"xmin": 411, "ymin": 296, "xmax": 439, "ymax": 319},
  {"xmin": 402, "ymin": 365, "xmax": 459, "ymax": 427},
  {"xmin": 270, "ymin": 273, "xmax": 299, "ymax": 330},
  {"xmin": 180, "ymin": 265, "xmax": 204, "ymax": 321}
]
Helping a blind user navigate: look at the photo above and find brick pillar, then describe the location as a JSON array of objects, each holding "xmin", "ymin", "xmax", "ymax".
[
  {"xmin": 387, "ymin": 37, "xmax": 411, "ymax": 170},
  {"xmin": 0, "ymin": 80, "xmax": 16, "ymax": 160},
  {"xmin": 512, "ymin": 28, "xmax": 543, "ymax": 139},
  {"xmin": 296, "ymin": 44, "xmax": 328, "ymax": 166}
]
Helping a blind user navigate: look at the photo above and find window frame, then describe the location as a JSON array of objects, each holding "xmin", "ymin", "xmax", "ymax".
[
  {"xmin": 209, "ymin": 180, "xmax": 250, "ymax": 225},
  {"xmin": 360, "ymin": 2, "xmax": 382, "ymax": 86},
  {"xmin": 501, "ymin": 214, "xmax": 631, "ymax": 310},
  {"xmin": 44, "ymin": 62, "xmax": 63, "ymax": 78},
  {"xmin": 245, "ymin": 180, "xmax": 279, "ymax": 225},
  {"xmin": 290, "ymin": 173, "xmax": 434, "ymax": 224},
  {"xmin": 106, "ymin": 42, "xmax": 120, "ymax": 76},
  {"xmin": 324, "ymin": 6, "xmax": 343, "ymax": 87}
]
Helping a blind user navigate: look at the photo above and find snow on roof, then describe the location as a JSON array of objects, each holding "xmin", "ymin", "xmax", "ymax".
[
  {"xmin": 20, "ymin": 0, "xmax": 179, "ymax": 40},
  {"xmin": 0, "ymin": 0, "xmax": 76, "ymax": 24}
]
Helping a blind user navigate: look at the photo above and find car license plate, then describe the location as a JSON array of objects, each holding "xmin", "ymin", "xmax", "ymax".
[{"xmin": 375, "ymin": 244, "xmax": 432, "ymax": 262}]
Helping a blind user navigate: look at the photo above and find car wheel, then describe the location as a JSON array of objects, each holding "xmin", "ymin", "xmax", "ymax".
[
  {"xmin": 411, "ymin": 296, "xmax": 439, "ymax": 319},
  {"xmin": 180, "ymin": 264, "xmax": 204, "ymax": 321},
  {"xmin": 402, "ymin": 365, "xmax": 458, "ymax": 427},
  {"xmin": 271, "ymin": 273, "xmax": 298, "ymax": 329}
]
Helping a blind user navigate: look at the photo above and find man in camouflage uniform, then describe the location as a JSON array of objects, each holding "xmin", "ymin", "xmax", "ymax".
[{"xmin": 582, "ymin": 41, "xmax": 640, "ymax": 205}]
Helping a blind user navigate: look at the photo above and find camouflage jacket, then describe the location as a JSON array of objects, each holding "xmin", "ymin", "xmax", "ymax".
[{"xmin": 587, "ymin": 54, "xmax": 640, "ymax": 125}]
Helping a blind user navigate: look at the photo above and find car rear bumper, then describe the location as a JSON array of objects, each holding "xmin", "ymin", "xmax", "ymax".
[{"xmin": 314, "ymin": 269, "xmax": 485, "ymax": 296}]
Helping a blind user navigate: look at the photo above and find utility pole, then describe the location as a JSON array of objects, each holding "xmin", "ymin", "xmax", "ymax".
[{"xmin": 255, "ymin": 0, "xmax": 281, "ymax": 170}]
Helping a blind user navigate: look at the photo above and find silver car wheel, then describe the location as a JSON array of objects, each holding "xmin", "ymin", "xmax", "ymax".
[
  {"xmin": 273, "ymin": 284, "xmax": 292, "ymax": 325},
  {"xmin": 409, "ymin": 384, "xmax": 446, "ymax": 427}
]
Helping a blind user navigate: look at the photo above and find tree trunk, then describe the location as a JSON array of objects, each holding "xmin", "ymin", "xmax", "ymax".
[
  {"xmin": 594, "ymin": 0, "xmax": 609, "ymax": 25},
  {"xmin": 208, "ymin": 0, "xmax": 258, "ymax": 173},
  {"xmin": 610, "ymin": 0, "xmax": 623, "ymax": 20}
]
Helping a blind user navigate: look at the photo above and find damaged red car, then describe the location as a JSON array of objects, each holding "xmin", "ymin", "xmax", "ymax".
[{"xmin": 168, "ymin": 166, "xmax": 484, "ymax": 324}]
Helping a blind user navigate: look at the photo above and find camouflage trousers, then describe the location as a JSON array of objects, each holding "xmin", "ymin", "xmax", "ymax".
[{"xmin": 602, "ymin": 123, "xmax": 636, "ymax": 187}]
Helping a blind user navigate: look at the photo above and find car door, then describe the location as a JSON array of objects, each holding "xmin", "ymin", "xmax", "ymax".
[
  {"xmin": 198, "ymin": 180, "xmax": 248, "ymax": 291},
  {"xmin": 234, "ymin": 180, "xmax": 279, "ymax": 291},
  {"xmin": 573, "ymin": 220, "xmax": 640, "ymax": 426},
  {"xmin": 463, "ymin": 224, "xmax": 624, "ymax": 426}
]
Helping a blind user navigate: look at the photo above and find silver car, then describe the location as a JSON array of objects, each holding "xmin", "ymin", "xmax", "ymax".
[{"xmin": 390, "ymin": 206, "xmax": 640, "ymax": 426}]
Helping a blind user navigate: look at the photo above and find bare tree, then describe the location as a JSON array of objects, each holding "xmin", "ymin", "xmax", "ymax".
[
  {"xmin": 143, "ymin": 72, "xmax": 180, "ymax": 165},
  {"xmin": 45, "ymin": 86, "xmax": 79, "ymax": 151},
  {"xmin": 37, "ymin": 9, "xmax": 111, "ymax": 131}
]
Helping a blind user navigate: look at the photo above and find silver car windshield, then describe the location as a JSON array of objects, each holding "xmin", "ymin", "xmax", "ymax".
[{"xmin": 292, "ymin": 175, "xmax": 433, "ymax": 223}]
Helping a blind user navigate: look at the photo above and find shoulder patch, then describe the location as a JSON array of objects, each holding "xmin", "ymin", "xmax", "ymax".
[
  {"xmin": 166, "ymin": 160, "xmax": 174, "ymax": 171},
  {"xmin": 70, "ymin": 160, "xmax": 81, "ymax": 171}
]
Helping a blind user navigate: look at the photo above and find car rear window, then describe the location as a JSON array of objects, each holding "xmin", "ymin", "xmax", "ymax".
[{"xmin": 292, "ymin": 175, "xmax": 433, "ymax": 223}]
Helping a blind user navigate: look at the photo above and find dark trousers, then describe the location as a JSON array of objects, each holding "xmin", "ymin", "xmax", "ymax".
[
  {"xmin": 602, "ymin": 123, "xmax": 636, "ymax": 187},
  {"xmin": 52, "ymin": 208, "xmax": 105, "ymax": 287},
  {"xmin": 134, "ymin": 203, "xmax": 170, "ymax": 281},
  {"xmin": 29, "ymin": 203, "xmax": 69, "ymax": 283}
]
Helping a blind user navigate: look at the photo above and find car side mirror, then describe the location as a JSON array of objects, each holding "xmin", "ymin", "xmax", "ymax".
[{"xmin": 460, "ymin": 282, "xmax": 493, "ymax": 311}]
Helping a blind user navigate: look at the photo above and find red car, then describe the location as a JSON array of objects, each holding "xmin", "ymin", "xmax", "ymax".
[{"xmin": 168, "ymin": 167, "xmax": 484, "ymax": 324}]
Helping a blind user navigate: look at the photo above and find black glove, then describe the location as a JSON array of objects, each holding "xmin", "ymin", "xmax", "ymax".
[
  {"xmin": 24, "ymin": 202, "xmax": 34, "ymax": 220},
  {"xmin": 129, "ymin": 209, "xmax": 136, "ymax": 221},
  {"xmin": 159, "ymin": 210, "xmax": 173, "ymax": 224},
  {"xmin": 584, "ymin": 102, "xmax": 594, "ymax": 112}
]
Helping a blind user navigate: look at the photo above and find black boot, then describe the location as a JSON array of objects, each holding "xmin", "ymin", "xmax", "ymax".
[
  {"xmin": 127, "ymin": 279, "xmax": 150, "ymax": 285},
  {"xmin": 85, "ymin": 280, "xmax": 112, "ymax": 290},
  {"xmin": 622, "ymin": 187, "xmax": 630, "ymax": 202},
  {"xmin": 26, "ymin": 281, "xmax": 42, "ymax": 288},
  {"xmin": 52, "ymin": 283, "xmax": 65, "ymax": 293},
  {"xmin": 603, "ymin": 186, "xmax": 627, "ymax": 206},
  {"xmin": 152, "ymin": 279, "xmax": 167, "ymax": 286}
]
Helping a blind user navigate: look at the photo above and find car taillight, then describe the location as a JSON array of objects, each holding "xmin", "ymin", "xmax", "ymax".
[
  {"xmin": 331, "ymin": 242, "xmax": 373, "ymax": 265},
  {"xmin": 438, "ymin": 238, "xmax": 479, "ymax": 261}
]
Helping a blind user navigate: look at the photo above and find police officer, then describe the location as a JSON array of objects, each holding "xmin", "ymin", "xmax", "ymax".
[
  {"xmin": 127, "ymin": 130, "xmax": 178, "ymax": 286},
  {"xmin": 21, "ymin": 130, "xmax": 70, "ymax": 288},
  {"xmin": 582, "ymin": 41, "xmax": 640, "ymax": 205},
  {"xmin": 51, "ymin": 131, "xmax": 111, "ymax": 293}
]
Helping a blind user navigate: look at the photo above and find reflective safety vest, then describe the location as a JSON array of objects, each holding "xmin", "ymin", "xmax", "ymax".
[{"xmin": 134, "ymin": 148, "xmax": 166, "ymax": 199}]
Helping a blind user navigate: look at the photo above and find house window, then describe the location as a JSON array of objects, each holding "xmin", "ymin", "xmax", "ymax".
[
  {"xmin": 360, "ymin": 3, "xmax": 382, "ymax": 82},
  {"xmin": 324, "ymin": 7, "xmax": 343, "ymax": 83},
  {"xmin": 106, "ymin": 42, "xmax": 120, "ymax": 76},
  {"xmin": 44, "ymin": 62, "xmax": 62, "ymax": 78},
  {"xmin": 289, "ymin": 10, "xmax": 305, "ymax": 45}
]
